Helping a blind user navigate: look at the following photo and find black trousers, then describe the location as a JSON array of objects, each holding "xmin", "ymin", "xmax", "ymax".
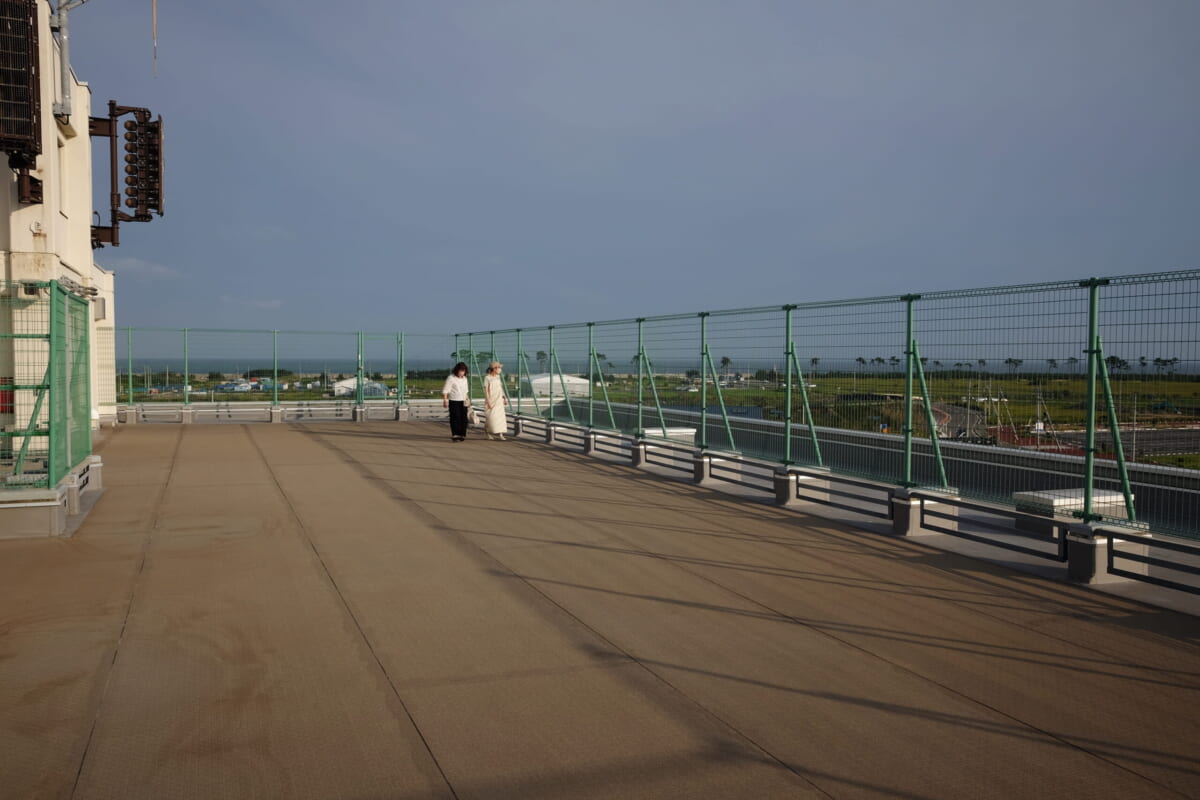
[{"xmin": 448, "ymin": 400, "xmax": 468, "ymax": 437}]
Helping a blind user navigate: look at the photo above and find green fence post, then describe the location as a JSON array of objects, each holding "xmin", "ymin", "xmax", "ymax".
[
  {"xmin": 76, "ymin": 297, "xmax": 92, "ymax": 465},
  {"xmin": 588, "ymin": 337, "xmax": 618, "ymax": 430},
  {"xmin": 515, "ymin": 329, "xmax": 524, "ymax": 416},
  {"xmin": 126, "ymin": 327, "xmax": 133, "ymax": 405},
  {"xmin": 356, "ymin": 331, "xmax": 365, "ymax": 406},
  {"xmin": 1081, "ymin": 278, "xmax": 1109, "ymax": 522},
  {"xmin": 467, "ymin": 332, "xmax": 476, "ymax": 400},
  {"xmin": 272, "ymin": 330, "xmax": 279, "ymax": 406},
  {"xmin": 550, "ymin": 349, "xmax": 577, "ymax": 423},
  {"xmin": 183, "ymin": 328, "xmax": 190, "ymax": 406},
  {"xmin": 1095, "ymin": 335, "xmax": 1137, "ymax": 522},
  {"xmin": 783, "ymin": 306, "xmax": 795, "ymax": 464},
  {"xmin": 700, "ymin": 313, "xmax": 709, "ymax": 450},
  {"xmin": 48, "ymin": 283, "xmax": 60, "ymax": 486},
  {"xmin": 587, "ymin": 323, "xmax": 595, "ymax": 429},
  {"xmin": 911, "ymin": 340, "xmax": 948, "ymax": 489},
  {"xmin": 397, "ymin": 332, "xmax": 405, "ymax": 404},
  {"xmin": 901, "ymin": 294, "xmax": 920, "ymax": 486},
  {"xmin": 547, "ymin": 327, "xmax": 555, "ymax": 422},
  {"xmin": 636, "ymin": 319, "xmax": 645, "ymax": 437}
]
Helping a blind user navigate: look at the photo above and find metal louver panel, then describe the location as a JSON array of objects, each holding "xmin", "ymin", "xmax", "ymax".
[{"xmin": 0, "ymin": 0, "xmax": 41, "ymax": 164}]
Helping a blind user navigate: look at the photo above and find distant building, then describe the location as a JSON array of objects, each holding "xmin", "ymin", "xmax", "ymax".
[
  {"xmin": 332, "ymin": 377, "xmax": 388, "ymax": 397},
  {"xmin": 520, "ymin": 373, "xmax": 590, "ymax": 397}
]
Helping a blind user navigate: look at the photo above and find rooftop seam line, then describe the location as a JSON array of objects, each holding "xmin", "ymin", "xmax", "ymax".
[
  {"xmin": 313, "ymin": 423, "xmax": 832, "ymax": 798},
  {"xmin": 242, "ymin": 424, "xmax": 461, "ymax": 800},
  {"xmin": 69, "ymin": 424, "xmax": 185, "ymax": 800}
]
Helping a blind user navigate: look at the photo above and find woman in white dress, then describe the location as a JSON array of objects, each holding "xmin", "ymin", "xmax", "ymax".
[{"xmin": 483, "ymin": 361, "xmax": 509, "ymax": 440}]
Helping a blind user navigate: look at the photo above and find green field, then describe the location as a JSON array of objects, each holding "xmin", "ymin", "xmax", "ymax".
[{"xmin": 120, "ymin": 371, "xmax": 1200, "ymax": 443}]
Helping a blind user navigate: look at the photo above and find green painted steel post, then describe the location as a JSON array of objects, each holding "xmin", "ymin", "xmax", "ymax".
[
  {"xmin": 547, "ymin": 327, "xmax": 555, "ymax": 422},
  {"xmin": 515, "ymin": 329, "xmax": 523, "ymax": 416},
  {"xmin": 79, "ymin": 299, "xmax": 92, "ymax": 460},
  {"xmin": 1095, "ymin": 336, "xmax": 1137, "ymax": 521},
  {"xmin": 588, "ymin": 323, "xmax": 595, "ymax": 429},
  {"xmin": 551, "ymin": 350, "xmax": 576, "ymax": 422},
  {"xmin": 786, "ymin": 350, "xmax": 823, "ymax": 467},
  {"xmin": 1081, "ymin": 278, "xmax": 1108, "ymax": 522},
  {"xmin": 397, "ymin": 332, "xmax": 405, "ymax": 404},
  {"xmin": 637, "ymin": 319, "xmax": 645, "ymax": 437},
  {"xmin": 901, "ymin": 294, "xmax": 920, "ymax": 486},
  {"xmin": 912, "ymin": 340, "xmax": 948, "ymax": 489},
  {"xmin": 700, "ymin": 313, "xmax": 709, "ymax": 450},
  {"xmin": 183, "ymin": 328, "xmax": 190, "ymax": 406},
  {"xmin": 48, "ymin": 284, "xmax": 60, "ymax": 485},
  {"xmin": 356, "ymin": 331, "xmax": 365, "ymax": 406},
  {"xmin": 126, "ymin": 327, "xmax": 133, "ymax": 404},
  {"xmin": 465, "ymin": 333, "xmax": 472, "ymax": 395},
  {"xmin": 272, "ymin": 330, "xmax": 279, "ymax": 406},
  {"xmin": 784, "ymin": 305, "xmax": 795, "ymax": 464}
]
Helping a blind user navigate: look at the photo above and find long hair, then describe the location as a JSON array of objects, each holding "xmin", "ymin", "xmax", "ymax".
[{"xmin": 452, "ymin": 362, "xmax": 469, "ymax": 376}]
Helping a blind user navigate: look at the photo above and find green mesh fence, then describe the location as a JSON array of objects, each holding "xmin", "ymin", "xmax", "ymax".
[
  {"xmin": 1, "ymin": 281, "xmax": 92, "ymax": 490},
  {"xmin": 101, "ymin": 271, "xmax": 1200, "ymax": 539},
  {"xmin": 115, "ymin": 328, "xmax": 408, "ymax": 404},
  {"xmin": 460, "ymin": 269, "xmax": 1200, "ymax": 540}
]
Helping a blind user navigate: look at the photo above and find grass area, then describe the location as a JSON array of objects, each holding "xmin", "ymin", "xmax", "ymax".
[{"xmin": 121, "ymin": 371, "xmax": 1200, "ymax": 440}]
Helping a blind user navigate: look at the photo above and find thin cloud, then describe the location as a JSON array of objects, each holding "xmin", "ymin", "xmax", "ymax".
[
  {"xmin": 216, "ymin": 224, "xmax": 297, "ymax": 243},
  {"xmin": 101, "ymin": 257, "xmax": 180, "ymax": 280},
  {"xmin": 220, "ymin": 296, "xmax": 284, "ymax": 310}
]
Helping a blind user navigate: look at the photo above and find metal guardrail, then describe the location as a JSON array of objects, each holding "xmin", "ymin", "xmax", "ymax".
[
  {"xmin": 1107, "ymin": 531, "xmax": 1200, "ymax": 594},
  {"xmin": 915, "ymin": 492, "xmax": 1069, "ymax": 562},
  {"xmin": 791, "ymin": 468, "xmax": 895, "ymax": 522},
  {"xmin": 548, "ymin": 398, "xmax": 1200, "ymax": 541},
  {"xmin": 520, "ymin": 414, "xmax": 1200, "ymax": 597},
  {"xmin": 461, "ymin": 269, "xmax": 1200, "ymax": 539}
]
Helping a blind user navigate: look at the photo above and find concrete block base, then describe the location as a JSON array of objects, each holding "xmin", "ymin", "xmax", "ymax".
[
  {"xmin": 352, "ymin": 406, "xmax": 367, "ymax": 422},
  {"xmin": 0, "ymin": 492, "xmax": 67, "ymax": 538},
  {"xmin": 694, "ymin": 454, "xmax": 711, "ymax": 484},
  {"xmin": 892, "ymin": 490, "xmax": 960, "ymax": 536},
  {"xmin": 545, "ymin": 425, "xmax": 557, "ymax": 444},
  {"xmin": 270, "ymin": 407, "xmax": 284, "ymax": 423},
  {"xmin": 1067, "ymin": 526, "xmax": 1152, "ymax": 584},
  {"xmin": 118, "ymin": 407, "xmax": 138, "ymax": 424},
  {"xmin": 0, "ymin": 454, "xmax": 100, "ymax": 538},
  {"xmin": 631, "ymin": 443, "xmax": 647, "ymax": 468},
  {"xmin": 180, "ymin": 408, "xmax": 196, "ymax": 424},
  {"xmin": 774, "ymin": 472, "xmax": 798, "ymax": 506},
  {"xmin": 396, "ymin": 405, "xmax": 410, "ymax": 421},
  {"xmin": 793, "ymin": 469, "xmax": 833, "ymax": 504}
]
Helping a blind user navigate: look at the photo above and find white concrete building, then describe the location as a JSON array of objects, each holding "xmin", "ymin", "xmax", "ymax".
[
  {"xmin": 521, "ymin": 373, "xmax": 590, "ymax": 397},
  {"xmin": 2, "ymin": 0, "xmax": 117, "ymax": 428}
]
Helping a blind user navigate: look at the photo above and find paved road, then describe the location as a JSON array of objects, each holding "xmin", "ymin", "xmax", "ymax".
[{"xmin": 2, "ymin": 422, "xmax": 1198, "ymax": 799}]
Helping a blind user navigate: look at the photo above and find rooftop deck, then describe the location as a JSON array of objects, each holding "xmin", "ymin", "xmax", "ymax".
[{"xmin": 2, "ymin": 421, "xmax": 1199, "ymax": 799}]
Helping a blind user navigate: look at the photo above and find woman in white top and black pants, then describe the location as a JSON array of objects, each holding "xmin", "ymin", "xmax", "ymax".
[{"xmin": 442, "ymin": 362, "xmax": 470, "ymax": 441}]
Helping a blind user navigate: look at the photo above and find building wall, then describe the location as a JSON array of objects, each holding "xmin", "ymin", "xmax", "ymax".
[{"xmin": 1, "ymin": 0, "xmax": 117, "ymax": 428}]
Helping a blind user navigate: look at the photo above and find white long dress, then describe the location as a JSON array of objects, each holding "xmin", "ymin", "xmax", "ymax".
[{"xmin": 484, "ymin": 373, "xmax": 507, "ymax": 434}]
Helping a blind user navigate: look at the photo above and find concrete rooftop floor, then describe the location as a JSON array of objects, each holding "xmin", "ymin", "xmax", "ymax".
[{"xmin": 2, "ymin": 421, "xmax": 1199, "ymax": 800}]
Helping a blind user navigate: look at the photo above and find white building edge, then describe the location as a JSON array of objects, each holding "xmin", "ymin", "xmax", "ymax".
[
  {"xmin": 2, "ymin": 0, "xmax": 132, "ymax": 535},
  {"xmin": 2, "ymin": 0, "xmax": 117, "ymax": 429}
]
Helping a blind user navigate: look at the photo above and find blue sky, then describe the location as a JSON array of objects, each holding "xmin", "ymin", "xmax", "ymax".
[{"xmin": 69, "ymin": 0, "xmax": 1199, "ymax": 334}]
